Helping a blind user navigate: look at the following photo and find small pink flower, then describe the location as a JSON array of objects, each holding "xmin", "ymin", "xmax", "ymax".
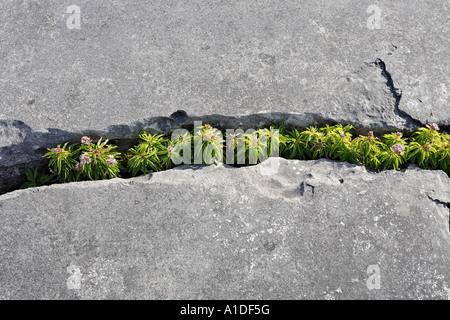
[
  {"xmin": 340, "ymin": 134, "xmax": 346, "ymax": 138},
  {"xmin": 430, "ymin": 123, "xmax": 440, "ymax": 131},
  {"xmin": 106, "ymin": 158, "xmax": 117, "ymax": 166},
  {"xmin": 392, "ymin": 143, "xmax": 404, "ymax": 155},
  {"xmin": 80, "ymin": 153, "xmax": 91, "ymax": 165},
  {"xmin": 395, "ymin": 132, "xmax": 402, "ymax": 138},
  {"xmin": 54, "ymin": 148, "xmax": 64, "ymax": 154},
  {"xmin": 75, "ymin": 162, "xmax": 83, "ymax": 171},
  {"xmin": 81, "ymin": 136, "xmax": 92, "ymax": 145},
  {"xmin": 423, "ymin": 145, "xmax": 432, "ymax": 151},
  {"xmin": 105, "ymin": 155, "xmax": 117, "ymax": 166},
  {"xmin": 167, "ymin": 146, "xmax": 173, "ymax": 153}
]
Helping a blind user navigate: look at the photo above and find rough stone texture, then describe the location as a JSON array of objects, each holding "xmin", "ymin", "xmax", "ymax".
[
  {"xmin": 1, "ymin": 0, "xmax": 449, "ymax": 132},
  {"xmin": 1, "ymin": 0, "xmax": 449, "ymax": 193},
  {"xmin": 0, "ymin": 159, "xmax": 449, "ymax": 299},
  {"xmin": 1, "ymin": 1, "xmax": 449, "ymax": 299}
]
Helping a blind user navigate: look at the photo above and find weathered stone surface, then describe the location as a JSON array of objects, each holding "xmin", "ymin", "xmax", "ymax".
[
  {"xmin": 1, "ymin": 0, "xmax": 449, "ymax": 193},
  {"xmin": 0, "ymin": 0, "xmax": 448, "ymax": 133},
  {"xmin": 0, "ymin": 159, "xmax": 449, "ymax": 299}
]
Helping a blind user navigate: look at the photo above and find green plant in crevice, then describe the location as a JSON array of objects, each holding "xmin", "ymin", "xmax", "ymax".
[
  {"xmin": 24, "ymin": 122, "xmax": 449, "ymax": 191},
  {"xmin": 378, "ymin": 132, "xmax": 407, "ymax": 170},
  {"xmin": 320, "ymin": 124, "xmax": 354, "ymax": 160},
  {"xmin": 192, "ymin": 124, "xmax": 224, "ymax": 165},
  {"xmin": 283, "ymin": 124, "xmax": 355, "ymax": 161},
  {"xmin": 273, "ymin": 122, "xmax": 290, "ymax": 157},
  {"xmin": 407, "ymin": 124, "xmax": 442, "ymax": 169},
  {"xmin": 126, "ymin": 131, "xmax": 178, "ymax": 176},
  {"xmin": 44, "ymin": 142, "xmax": 78, "ymax": 182},
  {"xmin": 437, "ymin": 133, "xmax": 450, "ymax": 173},
  {"xmin": 333, "ymin": 137, "xmax": 360, "ymax": 165},
  {"xmin": 283, "ymin": 127, "xmax": 308, "ymax": 160},
  {"xmin": 241, "ymin": 130, "xmax": 267, "ymax": 165},
  {"xmin": 225, "ymin": 126, "xmax": 280, "ymax": 165},
  {"xmin": 74, "ymin": 137, "xmax": 122, "ymax": 181},
  {"xmin": 300, "ymin": 126, "xmax": 328, "ymax": 159},
  {"xmin": 44, "ymin": 136, "xmax": 122, "ymax": 182},
  {"xmin": 351, "ymin": 131, "xmax": 383, "ymax": 168},
  {"xmin": 20, "ymin": 168, "xmax": 53, "ymax": 189}
]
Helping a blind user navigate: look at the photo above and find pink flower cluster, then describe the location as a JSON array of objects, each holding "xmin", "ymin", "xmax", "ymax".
[
  {"xmin": 249, "ymin": 136, "xmax": 258, "ymax": 146},
  {"xmin": 105, "ymin": 155, "xmax": 117, "ymax": 166},
  {"xmin": 167, "ymin": 146, "xmax": 174, "ymax": 154},
  {"xmin": 75, "ymin": 162, "xmax": 83, "ymax": 171},
  {"xmin": 81, "ymin": 136, "xmax": 92, "ymax": 145},
  {"xmin": 80, "ymin": 153, "xmax": 92, "ymax": 165},
  {"xmin": 430, "ymin": 123, "xmax": 440, "ymax": 131},
  {"xmin": 53, "ymin": 148, "xmax": 64, "ymax": 154},
  {"xmin": 392, "ymin": 143, "xmax": 404, "ymax": 155},
  {"xmin": 204, "ymin": 132, "xmax": 219, "ymax": 142}
]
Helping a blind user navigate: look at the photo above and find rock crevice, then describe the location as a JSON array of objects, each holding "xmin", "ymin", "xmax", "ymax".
[{"xmin": 373, "ymin": 59, "xmax": 423, "ymax": 130}]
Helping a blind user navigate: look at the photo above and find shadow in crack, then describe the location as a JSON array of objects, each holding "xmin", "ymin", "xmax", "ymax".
[
  {"xmin": 0, "ymin": 120, "xmax": 81, "ymax": 194},
  {"xmin": 0, "ymin": 108, "xmax": 441, "ymax": 196}
]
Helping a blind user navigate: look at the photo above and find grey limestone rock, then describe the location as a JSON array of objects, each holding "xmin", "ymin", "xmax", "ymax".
[{"xmin": 0, "ymin": 159, "xmax": 449, "ymax": 299}]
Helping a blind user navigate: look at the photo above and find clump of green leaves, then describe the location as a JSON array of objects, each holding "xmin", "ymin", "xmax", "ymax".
[
  {"xmin": 377, "ymin": 132, "xmax": 407, "ymax": 170},
  {"xmin": 223, "ymin": 126, "xmax": 281, "ymax": 165},
  {"xmin": 193, "ymin": 124, "xmax": 224, "ymax": 164},
  {"xmin": 282, "ymin": 124, "xmax": 355, "ymax": 162},
  {"xmin": 281, "ymin": 123, "xmax": 449, "ymax": 174},
  {"xmin": 74, "ymin": 138, "xmax": 122, "ymax": 180},
  {"xmin": 126, "ymin": 131, "xmax": 178, "ymax": 176},
  {"xmin": 44, "ymin": 136, "xmax": 122, "ymax": 182},
  {"xmin": 20, "ymin": 168, "xmax": 53, "ymax": 189},
  {"xmin": 407, "ymin": 124, "xmax": 447, "ymax": 170},
  {"xmin": 21, "ymin": 122, "xmax": 449, "ymax": 191},
  {"xmin": 351, "ymin": 131, "xmax": 384, "ymax": 167},
  {"xmin": 44, "ymin": 142, "xmax": 78, "ymax": 182}
]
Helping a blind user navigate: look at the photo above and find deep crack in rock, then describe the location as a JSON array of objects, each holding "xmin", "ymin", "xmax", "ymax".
[
  {"xmin": 373, "ymin": 58, "xmax": 423, "ymax": 130},
  {"xmin": 427, "ymin": 195, "xmax": 450, "ymax": 232},
  {"xmin": 1, "ymin": 109, "xmax": 449, "ymax": 195}
]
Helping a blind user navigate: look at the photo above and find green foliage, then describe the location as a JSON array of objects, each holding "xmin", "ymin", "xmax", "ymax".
[
  {"xmin": 225, "ymin": 126, "xmax": 280, "ymax": 165},
  {"xmin": 281, "ymin": 124, "xmax": 448, "ymax": 173},
  {"xmin": 283, "ymin": 127, "xmax": 308, "ymax": 160},
  {"xmin": 44, "ymin": 142, "xmax": 78, "ymax": 182},
  {"xmin": 43, "ymin": 137, "xmax": 122, "ymax": 182},
  {"xmin": 20, "ymin": 168, "xmax": 53, "ymax": 189},
  {"xmin": 406, "ymin": 125, "xmax": 447, "ymax": 170},
  {"xmin": 20, "ymin": 122, "xmax": 449, "ymax": 190},
  {"xmin": 377, "ymin": 132, "xmax": 407, "ymax": 170},
  {"xmin": 282, "ymin": 124, "xmax": 355, "ymax": 161},
  {"xmin": 126, "ymin": 131, "xmax": 178, "ymax": 176},
  {"xmin": 351, "ymin": 132, "xmax": 383, "ymax": 167},
  {"xmin": 75, "ymin": 138, "xmax": 123, "ymax": 181},
  {"xmin": 192, "ymin": 124, "xmax": 224, "ymax": 164}
]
